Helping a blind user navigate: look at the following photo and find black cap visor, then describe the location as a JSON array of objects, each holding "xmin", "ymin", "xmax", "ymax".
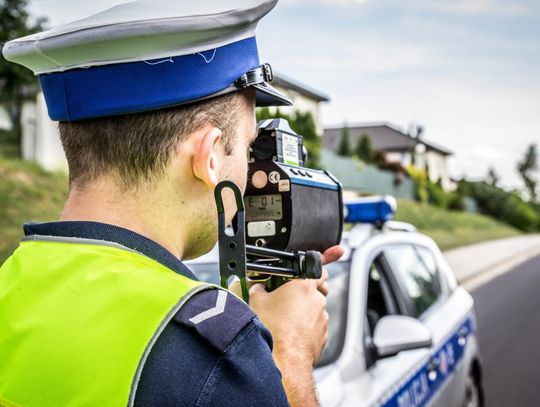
[{"xmin": 253, "ymin": 81, "xmax": 292, "ymax": 107}]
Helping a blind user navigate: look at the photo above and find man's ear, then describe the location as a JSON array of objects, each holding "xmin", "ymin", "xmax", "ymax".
[{"xmin": 192, "ymin": 126, "xmax": 223, "ymax": 188}]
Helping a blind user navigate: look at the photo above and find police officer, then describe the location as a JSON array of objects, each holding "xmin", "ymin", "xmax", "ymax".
[{"xmin": 0, "ymin": 0, "xmax": 343, "ymax": 406}]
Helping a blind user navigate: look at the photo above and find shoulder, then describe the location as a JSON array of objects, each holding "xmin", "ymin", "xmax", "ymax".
[
  {"xmin": 174, "ymin": 288, "xmax": 258, "ymax": 353},
  {"xmin": 135, "ymin": 289, "xmax": 287, "ymax": 406}
]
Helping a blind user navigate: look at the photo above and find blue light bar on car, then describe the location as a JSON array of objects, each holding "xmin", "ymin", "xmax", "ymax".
[{"xmin": 344, "ymin": 196, "xmax": 397, "ymax": 224}]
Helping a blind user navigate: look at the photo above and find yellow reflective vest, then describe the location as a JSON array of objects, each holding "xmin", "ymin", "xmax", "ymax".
[{"xmin": 0, "ymin": 237, "xmax": 210, "ymax": 407}]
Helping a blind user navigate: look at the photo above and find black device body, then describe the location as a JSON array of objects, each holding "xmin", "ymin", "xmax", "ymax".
[
  {"xmin": 216, "ymin": 119, "xmax": 343, "ymax": 301},
  {"xmin": 244, "ymin": 119, "xmax": 343, "ymax": 253}
]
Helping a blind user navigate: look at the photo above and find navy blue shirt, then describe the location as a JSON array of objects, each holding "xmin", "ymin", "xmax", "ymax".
[{"xmin": 23, "ymin": 221, "xmax": 289, "ymax": 406}]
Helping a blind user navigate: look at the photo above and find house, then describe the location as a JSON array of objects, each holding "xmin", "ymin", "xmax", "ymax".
[
  {"xmin": 324, "ymin": 123, "xmax": 455, "ymax": 191},
  {"xmin": 269, "ymin": 73, "xmax": 330, "ymax": 134}
]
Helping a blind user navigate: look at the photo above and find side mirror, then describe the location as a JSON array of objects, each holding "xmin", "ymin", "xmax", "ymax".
[{"xmin": 373, "ymin": 315, "xmax": 432, "ymax": 358}]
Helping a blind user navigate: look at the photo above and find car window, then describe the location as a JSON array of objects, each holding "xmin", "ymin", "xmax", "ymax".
[
  {"xmin": 365, "ymin": 258, "xmax": 400, "ymax": 335},
  {"xmin": 364, "ymin": 256, "xmax": 402, "ymax": 368},
  {"xmin": 416, "ymin": 246, "xmax": 437, "ymax": 276},
  {"xmin": 384, "ymin": 245, "xmax": 442, "ymax": 317}
]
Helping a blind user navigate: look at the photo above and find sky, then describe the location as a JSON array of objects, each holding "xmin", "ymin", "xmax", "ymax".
[{"xmin": 27, "ymin": 0, "xmax": 540, "ymax": 191}]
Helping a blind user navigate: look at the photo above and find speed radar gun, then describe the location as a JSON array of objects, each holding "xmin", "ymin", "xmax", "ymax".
[{"xmin": 215, "ymin": 119, "xmax": 343, "ymax": 302}]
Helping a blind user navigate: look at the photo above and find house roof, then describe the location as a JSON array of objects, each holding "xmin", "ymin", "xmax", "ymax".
[
  {"xmin": 323, "ymin": 122, "xmax": 452, "ymax": 156},
  {"xmin": 272, "ymin": 72, "xmax": 330, "ymax": 103}
]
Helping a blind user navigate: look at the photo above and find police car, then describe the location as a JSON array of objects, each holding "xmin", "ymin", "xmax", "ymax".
[{"xmin": 187, "ymin": 196, "xmax": 484, "ymax": 407}]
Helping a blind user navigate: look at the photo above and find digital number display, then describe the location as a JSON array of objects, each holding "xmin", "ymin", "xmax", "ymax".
[{"xmin": 245, "ymin": 194, "xmax": 283, "ymax": 221}]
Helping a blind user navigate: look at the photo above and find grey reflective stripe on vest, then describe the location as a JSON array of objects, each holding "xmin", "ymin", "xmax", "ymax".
[
  {"xmin": 23, "ymin": 234, "xmax": 219, "ymax": 407},
  {"xmin": 23, "ymin": 234, "xmax": 142, "ymax": 255}
]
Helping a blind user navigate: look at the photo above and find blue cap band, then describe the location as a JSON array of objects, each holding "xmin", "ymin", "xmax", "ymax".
[{"xmin": 39, "ymin": 37, "xmax": 259, "ymax": 121}]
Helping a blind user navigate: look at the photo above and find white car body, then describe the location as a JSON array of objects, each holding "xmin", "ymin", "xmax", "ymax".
[
  {"xmin": 315, "ymin": 223, "xmax": 483, "ymax": 407},
  {"xmin": 186, "ymin": 222, "xmax": 483, "ymax": 407}
]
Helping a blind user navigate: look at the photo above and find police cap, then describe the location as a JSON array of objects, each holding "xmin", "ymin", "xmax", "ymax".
[{"xmin": 2, "ymin": 0, "xmax": 292, "ymax": 121}]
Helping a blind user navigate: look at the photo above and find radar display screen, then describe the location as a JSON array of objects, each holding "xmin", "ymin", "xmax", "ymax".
[{"xmin": 245, "ymin": 194, "xmax": 283, "ymax": 221}]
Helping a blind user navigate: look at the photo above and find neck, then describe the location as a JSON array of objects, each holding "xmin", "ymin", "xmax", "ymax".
[{"xmin": 60, "ymin": 177, "xmax": 189, "ymax": 259}]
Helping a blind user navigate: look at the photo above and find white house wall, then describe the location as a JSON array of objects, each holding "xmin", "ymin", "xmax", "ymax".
[
  {"xmin": 425, "ymin": 150, "xmax": 455, "ymax": 191},
  {"xmin": 386, "ymin": 149, "xmax": 455, "ymax": 192},
  {"xmin": 21, "ymin": 101, "xmax": 37, "ymax": 161},
  {"xmin": 0, "ymin": 107, "xmax": 11, "ymax": 130},
  {"xmin": 386, "ymin": 151, "xmax": 413, "ymax": 167},
  {"xmin": 21, "ymin": 93, "xmax": 67, "ymax": 172}
]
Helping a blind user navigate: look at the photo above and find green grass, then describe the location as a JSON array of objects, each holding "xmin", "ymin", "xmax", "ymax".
[
  {"xmin": 395, "ymin": 199, "xmax": 521, "ymax": 251},
  {"xmin": 0, "ymin": 158, "xmax": 68, "ymax": 263}
]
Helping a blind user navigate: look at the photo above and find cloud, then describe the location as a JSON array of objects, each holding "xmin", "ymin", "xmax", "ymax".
[
  {"xmin": 321, "ymin": 0, "xmax": 369, "ymax": 4},
  {"xmin": 417, "ymin": 0, "xmax": 532, "ymax": 16},
  {"xmin": 280, "ymin": 0, "xmax": 535, "ymax": 15},
  {"xmin": 281, "ymin": 0, "xmax": 369, "ymax": 5}
]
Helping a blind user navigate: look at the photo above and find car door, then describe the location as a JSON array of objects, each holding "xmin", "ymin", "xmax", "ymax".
[
  {"xmin": 383, "ymin": 243, "xmax": 474, "ymax": 407},
  {"xmin": 333, "ymin": 246, "xmax": 433, "ymax": 407},
  {"xmin": 345, "ymin": 252, "xmax": 430, "ymax": 406}
]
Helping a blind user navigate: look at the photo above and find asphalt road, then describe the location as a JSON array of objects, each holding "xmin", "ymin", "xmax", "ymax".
[{"xmin": 471, "ymin": 254, "xmax": 540, "ymax": 407}]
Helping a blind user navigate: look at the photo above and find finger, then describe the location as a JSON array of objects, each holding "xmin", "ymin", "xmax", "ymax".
[
  {"xmin": 318, "ymin": 281, "xmax": 329, "ymax": 297},
  {"xmin": 319, "ymin": 268, "xmax": 329, "ymax": 283},
  {"xmin": 316, "ymin": 269, "xmax": 329, "ymax": 295},
  {"xmin": 249, "ymin": 283, "xmax": 267, "ymax": 295},
  {"xmin": 321, "ymin": 245, "xmax": 345, "ymax": 265}
]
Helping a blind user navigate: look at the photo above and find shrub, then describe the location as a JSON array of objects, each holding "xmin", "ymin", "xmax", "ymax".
[
  {"xmin": 406, "ymin": 165, "xmax": 429, "ymax": 204},
  {"xmin": 426, "ymin": 182, "xmax": 448, "ymax": 209},
  {"xmin": 447, "ymin": 191, "xmax": 465, "ymax": 211},
  {"xmin": 464, "ymin": 181, "xmax": 540, "ymax": 232}
]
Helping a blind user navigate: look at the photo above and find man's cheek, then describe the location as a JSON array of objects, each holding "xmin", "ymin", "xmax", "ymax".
[{"xmin": 240, "ymin": 165, "xmax": 249, "ymax": 193}]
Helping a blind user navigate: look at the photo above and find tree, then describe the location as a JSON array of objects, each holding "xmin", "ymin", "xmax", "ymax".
[
  {"xmin": 255, "ymin": 107, "xmax": 321, "ymax": 168},
  {"xmin": 0, "ymin": 0, "xmax": 47, "ymax": 157},
  {"xmin": 355, "ymin": 133, "xmax": 373, "ymax": 162},
  {"xmin": 517, "ymin": 143, "xmax": 538, "ymax": 202},
  {"xmin": 337, "ymin": 125, "xmax": 351, "ymax": 157},
  {"xmin": 486, "ymin": 167, "xmax": 500, "ymax": 187}
]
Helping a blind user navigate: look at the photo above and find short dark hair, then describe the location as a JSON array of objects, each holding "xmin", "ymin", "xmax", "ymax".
[{"xmin": 59, "ymin": 90, "xmax": 253, "ymax": 190}]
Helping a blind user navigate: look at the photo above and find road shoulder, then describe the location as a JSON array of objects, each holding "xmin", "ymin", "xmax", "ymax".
[{"xmin": 443, "ymin": 234, "xmax": 540, "ymax": 290}]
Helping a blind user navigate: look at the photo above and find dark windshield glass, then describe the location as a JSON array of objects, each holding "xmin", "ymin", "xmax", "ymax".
[
  {"xmin": 187, "ymin": 260, "xmax": 350, "ymax": 367},
  {"xmin": 187, "ymin": 263, "xmax": 220, "ymax": 285},
  {"xmin": 317, "ymin": 260, "xmax": 350, "ymax": 366}
]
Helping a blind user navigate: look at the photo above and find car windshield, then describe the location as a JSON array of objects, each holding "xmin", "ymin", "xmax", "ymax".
[{"xmin": 187, "ymin": 260, "xmax": 350, "ymax": 367}]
